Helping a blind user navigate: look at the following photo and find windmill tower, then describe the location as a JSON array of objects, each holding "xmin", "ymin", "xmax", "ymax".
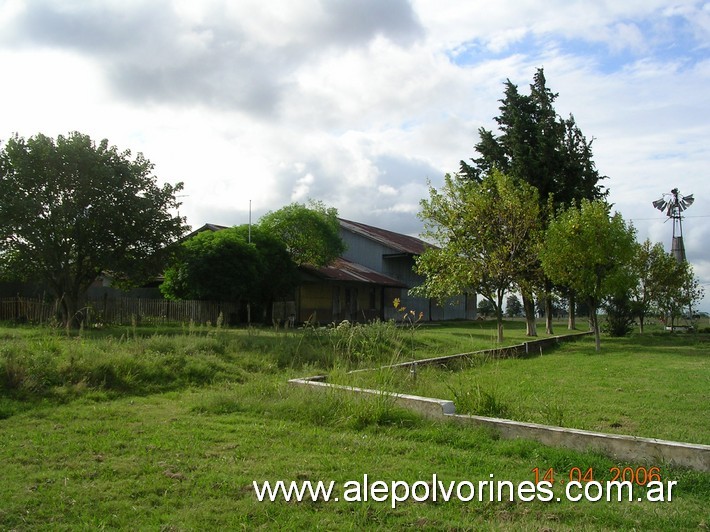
[{"xmin": 652, "ymin": 188, "xmax": 694, "ymax": 263}]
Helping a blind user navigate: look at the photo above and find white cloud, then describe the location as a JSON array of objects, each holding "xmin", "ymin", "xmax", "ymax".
[
  {"xmin": 378, "ymin": 185, "xmax": 398, "ymax": 196},
  {"xmin": 291, "ymin": 173, "xmax": 315, "ymax": 202},
  {"xmin": 1, "ymin": 0, "xmax": 709, "ymax": 309}
]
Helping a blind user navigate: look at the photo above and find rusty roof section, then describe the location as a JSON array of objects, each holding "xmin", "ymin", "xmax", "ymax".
[
  {"xmin": 339, "ymin": 218, "xmax": 430, "ymax": 255},
  {"xmin": 300, "ymin": 257, "xmax": 407, "ymax": 287}
]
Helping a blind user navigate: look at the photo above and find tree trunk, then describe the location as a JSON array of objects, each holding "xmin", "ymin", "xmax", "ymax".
[
  {"xmin": 544, "ymin": 281, "xmax": 554, "ymax": 335},
  {"xmin": 588, "ymin": 297, "xmax": 600, "ymax": 351},
  {"xmin": 59, "ymin": 292, "xmax": 83, "ymax": 330},
  {"xmin": 496, "ymin": 293, "xmax": 504, "ymax": 343},
  {"xmin": 522, "ymin": 292, "xmax": 537, "ymax": 337},
  {"xmin": 568, "ymin": 291, "xmax": 576, "ymax": 330},
  {"xmin": 264, "ymin": 299, "xmax": 274, "ymax": 326}
]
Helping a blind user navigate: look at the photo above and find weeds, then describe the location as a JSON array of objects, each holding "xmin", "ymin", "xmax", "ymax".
[
  {"xmin": 447, "ymin": 379, "xmax": 512, "ymax": 418},
  {"xmin": 281, "ymin": 318, "xmax": 412, "ymax": 370},
  {"xmin": 538, "ymin": 399, "xmax": 565, "ymax": 426},
  {"xmin": 0, "ymin": 322, "xmax": 708, "ymax": 530},
  {"xmin": 0, "ymin": 332, "xmax": 232, "ymax": 400}
]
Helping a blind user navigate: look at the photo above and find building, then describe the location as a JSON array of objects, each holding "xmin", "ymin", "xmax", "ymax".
[
  {"xmin": 3, "ymin": 219, "xmax": 475, "ymax": 325},
  {"xmin": 292, "ymin": 219, "xmax": 476, "ymax": 323}
]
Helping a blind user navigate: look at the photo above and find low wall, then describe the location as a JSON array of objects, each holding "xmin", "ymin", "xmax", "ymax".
[
  {"xmin": 450, "ymin": 414, "xmax": 710, "ymax": 472},
  {"xmin": 349, "ymin": 331, "xmax": 592, "ymax": 375},
  {"xmin": 288, "ymin": 377, "xmax": 710, "ymax": 472},
  {"xmin": 290, "ymin": 332, "xmax": 710, "ymax": 472},
  {"xmin": 289, "ymin": 378, "xmax": 456, "ymax": 419}
]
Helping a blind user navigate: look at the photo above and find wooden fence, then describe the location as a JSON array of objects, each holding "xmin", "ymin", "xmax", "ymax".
[
  {"xmin": 0, "ymin": 297, "xmax": 54, "ymax": 323},
  {"xmin": 0, "ymin": 296, "xmax": 242, "ymax": 326}
]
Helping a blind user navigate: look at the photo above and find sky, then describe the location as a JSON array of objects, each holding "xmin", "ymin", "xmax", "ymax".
[{"xmin": 1, "ymin": 0, "xmax": 709, "ymax": 311}]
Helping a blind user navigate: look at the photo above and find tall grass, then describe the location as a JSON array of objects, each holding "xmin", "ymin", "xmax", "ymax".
[
  {"xmin": 1, "ymin": 322, "xmax": 709, "ymax": 530},
  {"xmin": 0, "ymin": 318, "xmax": 415, "ymax": 407},
  {"xmin": 300, "ymin": 319, "xmax": 410, "ymax": 366},
  {"xmin": 0, "ymin": 333, "xmax": 236, "ymax": 400},
  {"xmin": 336, "ymin": 331, "xmax": 710, "ymax": 444}
]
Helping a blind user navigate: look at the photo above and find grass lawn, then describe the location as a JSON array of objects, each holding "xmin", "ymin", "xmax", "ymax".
[
  {"xmin": 333, "ymin": 331, "xmax": 710, "ymax": 445},
  {"xmin": 1, "ymin": 321, "xmax": 709, "ymax": 530}
]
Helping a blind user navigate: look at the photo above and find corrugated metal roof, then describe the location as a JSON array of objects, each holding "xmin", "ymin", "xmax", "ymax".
[
  {"xmin": 182, "ymin": 223, "xmax": 229, "ymax": 241},
  {"xmin": 300, "ymin": 257, "xmax": 407, "ymax": 287},
  {"xmin": 339, "ymin": 218, "xmax": 430, "ymax": 255}
]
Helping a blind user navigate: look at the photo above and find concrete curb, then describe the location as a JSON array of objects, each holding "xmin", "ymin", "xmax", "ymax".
[
  {"xmin": 289, "ymin": 377, "xmax": 710, "ymax": 472},
  {"xmin": 290, "ymin": 332, "xmax": 710, "ymax": 472},
  {"xmin": 449, "ymin": 414, "xmax": 710, "ymax": 472},
  {"xmin": 347, "ymin": 331, "xmax": 592, "ymax": 375},
  {"xmin": 288, "ymin": 378, "xmax": 456, "ymax": 419}
]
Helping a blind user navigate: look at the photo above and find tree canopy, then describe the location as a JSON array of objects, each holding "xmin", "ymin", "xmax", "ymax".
[
  {"xmin": 160, "ymin": 228, "xmax": 261, "ymax": 303},
  {"xmin": 460, "ymin": 68, "xmax": 608, "ymax": 334},
  {"xmin": 258, "ymin": 200, "xmax": 345, "ymax": 266},
  {"xmin": 629, "ymin": 240, "xmax": 676, "ymax": 333},
  {"xmin": 0, "ymin": 132, "xmax": 186, "ymax": 327},
  {"xmin": 160, "ymin": 226, "xmax": 298, "ymax": 321},
  {"xmin": 461, "ymin": 68, "xmax": 607, "ymax": 209},
  {"xmin": 539, "ymin": 200, "xmax": 636, "ymax": 350},
  {"xmin": 505, "ymin": 294, "xmax": 523, "ymax": 318},
  {"xmin": 414, "ymin": 170, "xmax": 542, "ymax": 342}
]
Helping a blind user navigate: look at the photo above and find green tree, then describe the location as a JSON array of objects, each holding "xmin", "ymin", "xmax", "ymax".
[
  {"xmin": 477, "ymin": 298, "xmax": 495, "ymax": 318},
  {"xmin": 461, "ymin": 68, "xmax": 607, "ymax": 335},
  {"xmin": 414, "ymin": 170, "xmax": 542, "ymax": 343},
  {"xmin": 540, "ymin": 200, "xmax": 636, "ymax": 351},
  {"xmin": 232, "ymin": 224, "xmax": 299, "ymax": 321},
  {"xmin": 161, "ymin": 226, "xmax": 298, "ymax": 321},
  {"xmin": 655, "ymin": 260, "xmax": 704, "ymax": 330},
  {"xmin": 0, "ymin": 132, "xmax": 186, "ymax": 328},
  {"xmin": 505, "ymin": 294, "xmax": 523, "ymax": 317},
  {"xmin": 462, "ymin": 69, "xmax": 607, "ymax": 206},
  {"xmin": 603, "ymin": 293, "xmax": 636, "ymax": 337},
  {"xmin": 161, "ymin": 228, "xmax": 259, "ymax": 303},
  {"xmin": 602, "ymin": 244, "xmax": 640, "ymax": 338},
  {"xmin": 629, "ymin": 239, "xmax": 678, "ymax": 332},
  {"xmin": 258, "ymin": 200, "xmax": 345, "ymax": 266}
]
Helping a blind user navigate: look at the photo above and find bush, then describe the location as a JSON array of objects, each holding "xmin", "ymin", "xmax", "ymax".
[{"xmin": 603, "ymin": 294, "xmax": 635, "ymax": 337}]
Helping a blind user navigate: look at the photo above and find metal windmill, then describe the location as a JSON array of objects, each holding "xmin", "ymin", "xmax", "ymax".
[{"xmin": 652, "ymin": 188, "xmax": 694, "ymax": 263}]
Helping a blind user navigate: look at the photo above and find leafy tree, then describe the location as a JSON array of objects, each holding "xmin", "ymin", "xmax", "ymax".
[
  {"xmin": 603, "ymin": 293, "xmax": 636, "ymax": 337},
  {"xmin": 462, "ymin": 69, "xmax": 607, "ymax": 207},
  {"xmin": 655, "ymin": 261, "xmax": 704, "ymax": 330},
  {"xmin": 461, "ymin": 68, "xmax": 608, "ymax": 335},
  {"xmin": 258, "ymin": 200, "xmax": 345, "ymax": 266},
  {"xmin": 629, "ymin": 239, "xmax": 678, "ymax": 332},
  {"xmin": 505, "ymin": 294, "xmax": 523, "ymax": 317},
  {"xmin": 160, "ymin": 228, "xmax": 260, "ymax": 303},
  {"xmin": 477, "ymin": 298, "xmax": 495, "ymax": 318},
  {"xmin": 0, "ymin": 132, "xmax": 186, "ymax": 328},
  {"xmin": 232, "ymin": 224, "xmax": 299, "ymax": 321},
  {"xmin": 625, "ymin": 239, "xmax": 705, "ymax": 332},
  {"xmin": 414, "ymin": 170, "xmax": 542, "ymax": 343},
  {"xmin": 161, "ymin": 226, "xmax": 298, "ymax": 322},
  {"xmin": 540, "ymin": 200, "xmax": 636, "ymax": 351}
]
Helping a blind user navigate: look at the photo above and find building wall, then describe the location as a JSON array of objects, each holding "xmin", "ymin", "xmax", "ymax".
[
  {"xmin": 340, "ymin": 230, "xmax": 390, "ymax": 272},
  {"xmin": 340, "ymin": 232, "xmax": 476, "ymax": 321},
  {"xmin": 296, "ymin": 282, "xmax": 332, "ymax": 323},
  {"xmin": 297, "ymin": 282, "xmax": 397, "ymax": 325}
]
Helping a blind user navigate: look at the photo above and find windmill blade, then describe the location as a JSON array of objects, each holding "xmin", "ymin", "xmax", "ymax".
[
  {"xmin": 652, "ymin": 198, "xmax": 668, "ymax": 212},
  {"xmin": 679, "ymin": 194, "xmax": 694, "ymax": 211}
]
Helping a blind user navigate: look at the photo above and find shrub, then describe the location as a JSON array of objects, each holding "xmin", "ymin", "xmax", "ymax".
[{"xmin": 603, "ymin": 294, "xmax": 635, "ymax": 337}]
